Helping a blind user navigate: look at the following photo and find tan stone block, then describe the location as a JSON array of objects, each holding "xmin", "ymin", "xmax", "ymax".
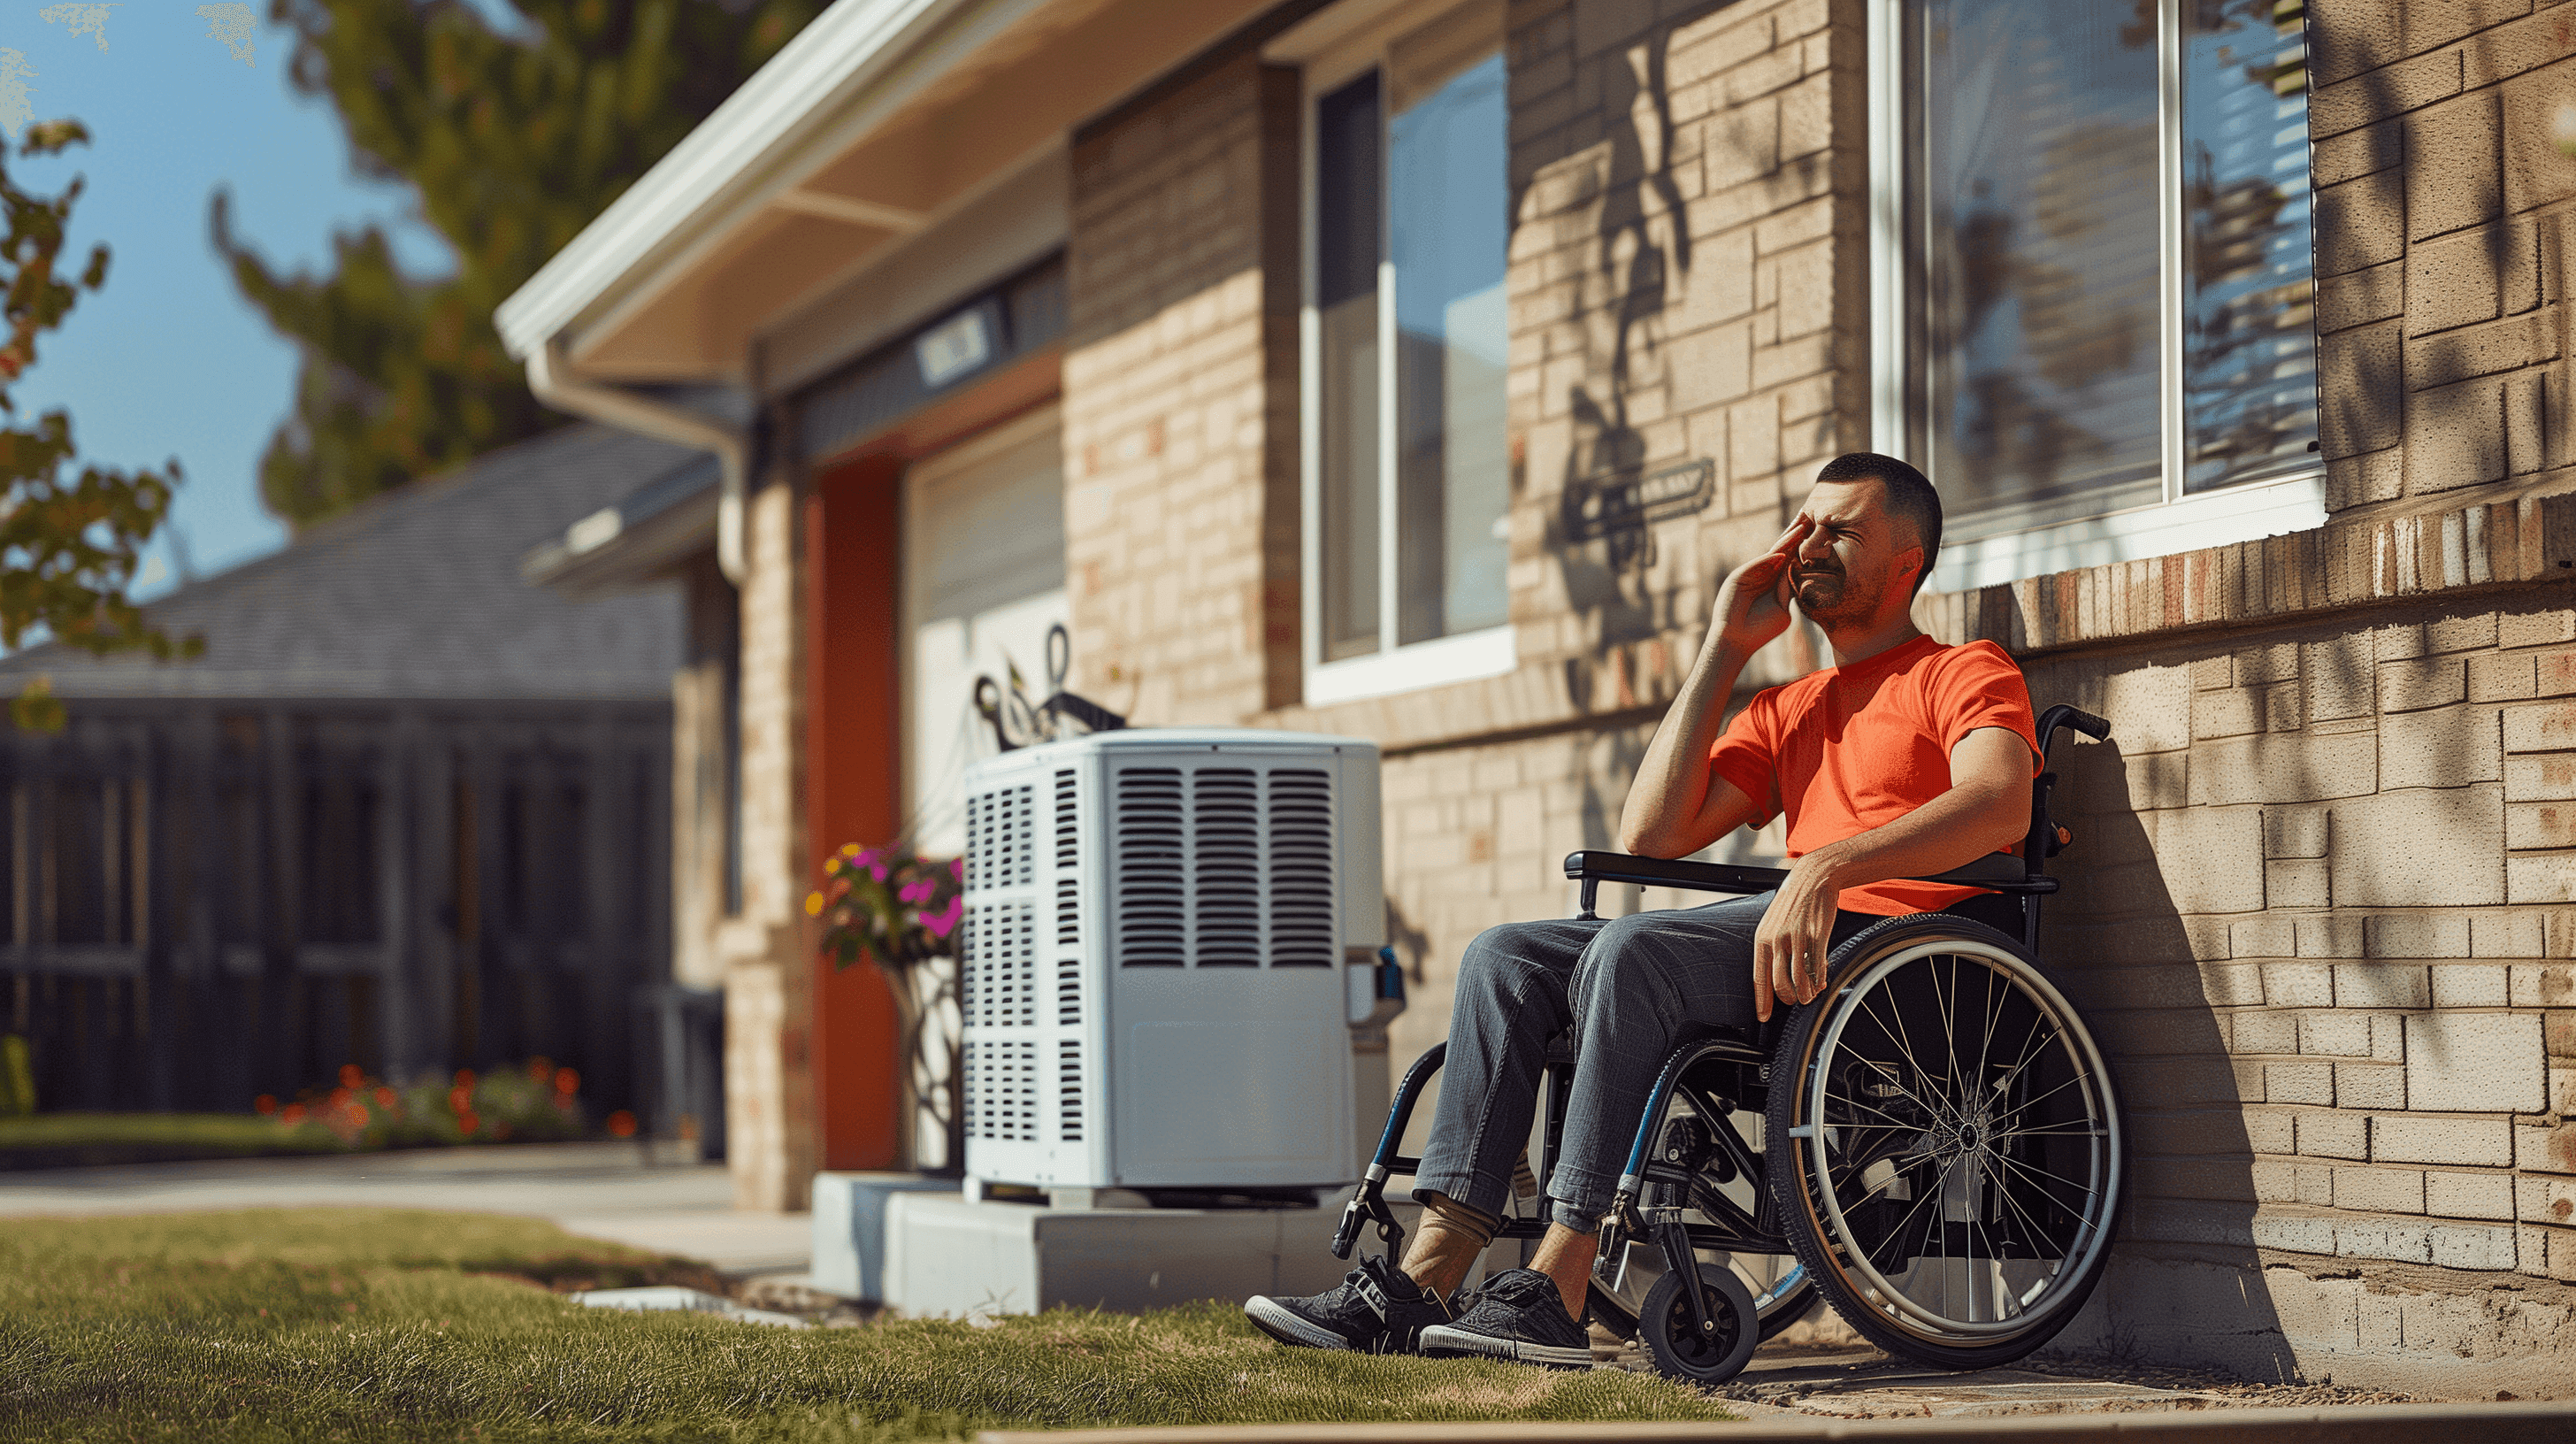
[
  {"xmin": 2191, "ymin": 687, "xmax": 2264, "ymax": 740},
  {"xmin": 2409, "ymin": 1012, "xmax": 2549, "ymax": 1112},
  {"xmin": 2309, "ymin": 0, "xmax": 2404, "ymax": 87},
  {"xmin": 2269, "ymin": 859, "xmax": 2330, "ymax": 909},
  {"xmin": 2509, "ymin": 855, "xmax": 2576, "ymax": 905},
  {"xmin": 2377, "ymin": 1115, "xmax": 2516, "ymax": 1166},
  {"xmin": 2426, "ymin": 1171, "xmax": 2516, "ymax": 1222},
  {"xmin": 2542, "ymin": 649, "xmax": 2576, "ymax": 698},
  {"xmin": 2406, "ymin": 227, "xmax": 2510, "ymax": 337},
  {"xmin": 2297, "ymin": 914, "xmax": 2365, "ymax": 959},
  {"xmin": 2403, "ymin": 375, "xmax": 2509, "ymax": 492},
  {"xmin": 2334, "ymin": 1165, "xmax": 2426, "ymax": 1214},
  {"xmin": 2431, "ymin": 613, "xmax": 2501, "ymax": 655},
  {"xmin": 2234, "ymin": 1009, "xmax": 2298, "ymax": 1054},
  {"xmin": 1665, "ymin": 9, "xmax": 1772, "ymax": 88},
  {"xmin": 2250, "ymin": 1158, "xmax": 2296, "ymax": 1202},
  {"xmin": 2515, "ymin": 1172, "xmax": 2576, "ymax": 1224},
  {"xmin": 2304, "ymin": 633, "xmax": 2378, "ymax": 721},
  {"xmin": 2365, "ymin": 910, "xmax": 2471, "ymax": 958},
  {"xmin": 2269, "ymin": 1061, "xmax": 2336, "ymax": 1104},
  {"xmin": 2380, "ymin": 703, "xmax": 2502, "ymax": 787},
  {"xmin": 2556, "ymin": 1010, "xmax": 2576, "ymax": 1058},
  {"xmin": 2189, "ymin": 730, "xmax": 2378, "ymax": 806},
  {"xmin": 2191, "ymin": 655, "xmax": 2235, "ymax": 691},
  {"xmin": 2314, "ymin": 47, "xmax": 2464, "ymax": 138},
  {"xmin": 2434, "ymin": 964, "xmax": 2512, "ymax": 1008},
  {"xmin": 2431, "ymin": 1221, "xmax": 2521, "ymax": 1271},
  {"xmin": 2511, "ymin": 962, "xmax": 2576, "ymax": 1006},
  {"xmin": 2410, "ymin": 90, "xmax": 2505, "ymax": 242},
  {"xmin": 2157, "ymin": 806, "xmax": 2265, "ymax": 913},
  {"xmin": 2518, "ymin": 1122, "xmax": 2576, "ymax": 1173},
  {"xmin": 2266, "ymin": 961, "xmax": 2337, "ymax": 1007},
  {"xmin": 2312, "ymin": 114, "xmax": 2404, "ymax": 189},
  {"xmin": 2502, "ymin": 608, "xmax": 2576, "ymax": 649},
  {"xmin": 2266, "ymin": 805, "xmax": 2332, "ymax": 859},
  {"xmin": 2244, "ymin": 1108, "xmax": 2296, "ymax": 1154},
  {"xmin": 2301, "ymin": 1010, "xmax": 2378, "ymax": 1056},
  {"xmin": 2338, "ymin": 1063, "xmax": 2408, "ymax": 1110},
  {"xmin": 2472, "ymin": 652, "xmax": 2540, "ymax": 702},
  {"xmin": 2314, "ymin": 171, "xmax": 2407, "ymax": 281},
  {"xmin": 2331, "ymin": 783, "xmax": 2508, "ymax": 907},
  {"xmin": 2374, "ymin": 622, "xmax": 2431, "ymax": 662},
  {"xmin": 2504, "ymin": 701, "xmax": 2576, "ymax": 752},
  {"xmin": 2409, "ymin": 0, "xmax": 2536, "ymax": 57},
  {"xmin": 2474, "ymin": 909, "xmax": 2549, "ymax": 958},
  {"xmin": 2102, "ymin": 664, "xmax": 2195, "ymax": 752},
  {"xmin": 2509, "ymin": 801, "xmax": 2576, "ymax": 849},
  {"xmin": 2335, "ymin": 962, "xmax": 2432, "ymax": 1009},
  {"xmin": 2300, "ymin": 1110, "xmax": 2371, "ymax": 1159},
  {"xmin": 2373, "ymin": 1013, "xmax": 2408, "ymax": 1063},
  {"xmin": 2231, "ymin": 916, "xmax": 2296, "ymax": 959}
]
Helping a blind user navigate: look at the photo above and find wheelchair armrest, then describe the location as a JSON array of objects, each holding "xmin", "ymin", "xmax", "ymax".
[
  {"xmin": 1566, "ymin": 849, "xmax": 2058, "ymax": 896},
  {"xmin": 1565, "ymin": 851, "xmax": 1789, "ymax": 895}
]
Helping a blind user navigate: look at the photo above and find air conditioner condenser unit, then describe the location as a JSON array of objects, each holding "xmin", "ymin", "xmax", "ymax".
[{"xmin": 958, "ymin": 727, "xmax": 1379, "ymax": 1194}]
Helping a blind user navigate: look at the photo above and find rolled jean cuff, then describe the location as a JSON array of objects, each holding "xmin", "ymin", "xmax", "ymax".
[{"xmin": 1545, "ymin": 1167, "xmax": 1613, "ymax": 1234}]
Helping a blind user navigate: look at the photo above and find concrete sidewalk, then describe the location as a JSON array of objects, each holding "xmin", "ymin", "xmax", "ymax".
[{"xmin": 0, "ymin": 1141, "xmax": 810, "ymax": 1274}]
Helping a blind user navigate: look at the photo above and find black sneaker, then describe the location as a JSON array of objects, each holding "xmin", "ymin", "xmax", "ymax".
[
  {"xmin": 1416, "ymin": 1267, "xmax": 1593, "ymax": 1370},
  {"xmin": 1244, "ymin": 1254, "xmax": 1456, "ymax": 1354}
]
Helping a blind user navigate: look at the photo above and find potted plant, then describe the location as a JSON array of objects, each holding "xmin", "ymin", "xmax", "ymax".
[{"xmin": 808, "ymin": 844, "xmax": 965, "ymax": 1176}]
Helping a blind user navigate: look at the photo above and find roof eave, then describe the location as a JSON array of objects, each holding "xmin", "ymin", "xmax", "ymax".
[{"xmin": 494, "ymin": 0, "xmax": 983, "ymax": 363}]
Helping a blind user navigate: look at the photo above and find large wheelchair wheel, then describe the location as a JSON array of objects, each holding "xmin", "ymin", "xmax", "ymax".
[{"xmin": 1765, "ymin": 913, "xmax": 2122, "ymax": 1370}]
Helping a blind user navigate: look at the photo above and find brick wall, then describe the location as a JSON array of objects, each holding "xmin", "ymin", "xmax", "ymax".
[
  {"xmin": 2011, "ymin": 598, "xmax": 2576, "ymax": 1389},
  {"xmin": 2309, "ymin": 0, "xmax": 2576, "ymax": 510},
  {"xmin": 1062, "ymin": 51, "xmax": 1301, "ymax": 724}
]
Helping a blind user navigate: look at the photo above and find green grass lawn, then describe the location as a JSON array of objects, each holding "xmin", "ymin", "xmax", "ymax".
[{"xmin": 0, "ymin": 1209, "xmax": 1736, "ymax": 1442}]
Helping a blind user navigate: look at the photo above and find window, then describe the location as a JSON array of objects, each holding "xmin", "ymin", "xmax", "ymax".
[
  {"xmin": 1300, "ymin": 0, "xmax": 1514, "ymax": 704},
  {"xmin": 1876, "ymin": 0, "xmax": 2321, "ymax": 587}
]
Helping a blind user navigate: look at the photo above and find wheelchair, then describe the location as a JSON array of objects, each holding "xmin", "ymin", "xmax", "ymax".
[{"xmin": 1330, "ymin": 704, "xmax": 2123, "ymax": 1386}]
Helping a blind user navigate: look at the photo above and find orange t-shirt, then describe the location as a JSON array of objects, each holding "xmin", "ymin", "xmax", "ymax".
[{"xmin": 1707, "ymin": 634, "xmax": 2040, "ymax": 916}]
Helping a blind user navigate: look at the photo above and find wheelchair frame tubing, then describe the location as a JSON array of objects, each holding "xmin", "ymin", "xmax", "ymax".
[{"xmin": 1332, "ymin": 1041, "xmax": 1448, "ymax": 1260}]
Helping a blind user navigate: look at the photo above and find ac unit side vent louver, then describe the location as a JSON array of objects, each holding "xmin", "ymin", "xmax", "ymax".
[
  {"xmin": 1192, "ymin": 768, "xmax": 1261, "ymax": 966},
  {"xmin": 1057, "ymin": 1038, "xmax": 1084, "ymax": 1142},
  {"xmin": 967, "ymin": 1038, "xmax": 1039, "ymax": 1143},
  {"xmin": 967, "ymin": 782, "xmax": 1038, "ymax": 890},
  {"xmin": 964, "ymin": 900, "xmax": 1037, "ymax": 1029},
  {"xmin": 1115, "ymin": 767, "xmax": 1185, "ymax": 966},
  {"xmin": 1269, "ymin": 768, "xmax": 1337, "ymax": 967}
]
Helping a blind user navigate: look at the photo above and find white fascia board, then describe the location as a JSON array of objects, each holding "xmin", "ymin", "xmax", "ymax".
[{"xmin": 495, "ymin": 0, "xmax": 981, "ymax": 362}]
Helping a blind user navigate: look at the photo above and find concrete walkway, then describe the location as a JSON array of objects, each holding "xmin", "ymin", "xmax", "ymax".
[{"xmin": 0, "ymin": 1141, "xmax": 811, "ymax": 1274}]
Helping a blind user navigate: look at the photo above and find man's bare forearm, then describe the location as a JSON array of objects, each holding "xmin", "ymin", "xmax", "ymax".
[{"xmin": 1618, "ymin": 633, "xmax": 1754, "ymax": 856}]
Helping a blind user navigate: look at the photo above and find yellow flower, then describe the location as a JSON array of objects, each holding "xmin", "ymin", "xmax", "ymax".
[{"xmin": 804, "ymin": 891, "xmax": 824, "ymax": 916}]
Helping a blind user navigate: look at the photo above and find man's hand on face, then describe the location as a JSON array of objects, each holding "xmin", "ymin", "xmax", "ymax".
[
  {"xmin": 1752, "ymin": 853, "xmax": 1840, "ymax": 1023},
  {"xmin": 1712, "ymin": 515, "xmax": 1813, "ymax": 658}
]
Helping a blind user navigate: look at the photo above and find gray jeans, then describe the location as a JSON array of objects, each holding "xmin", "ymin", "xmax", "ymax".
[{"xmin": 1412, "ymin": 888, "xmax": 2019, "ymax": 1234}]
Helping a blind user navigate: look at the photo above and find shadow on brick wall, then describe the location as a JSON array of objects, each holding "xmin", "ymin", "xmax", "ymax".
[{"xmin": 2039, "ymin": 734, "xmax": 2300, "ymax": 1380}]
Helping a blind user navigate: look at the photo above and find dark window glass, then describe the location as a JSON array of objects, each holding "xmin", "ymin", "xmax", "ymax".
[
  {"xmin": 2181, "ymin": 0, "xmax": 2319, "ymax": 491},
  {"xmin": 1317, "ymin": 71, "xmax": 1383, "ymax": 662},
  {"xmin": 1907, "ymin": 0, "xmax": 2163, "ymax": 538}
]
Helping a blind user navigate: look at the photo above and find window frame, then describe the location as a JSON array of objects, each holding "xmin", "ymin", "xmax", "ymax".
[
  {"xmin": 1867, "ymin": 0, "xmax": 2327, "ymax": 595},
  {"xmin": 1291, "ymin": 2, "xmax": 1517, "ymax": 709}
]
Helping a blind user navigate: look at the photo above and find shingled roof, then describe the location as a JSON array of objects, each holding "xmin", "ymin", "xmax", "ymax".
[{"xmin": 0, "ymin": 422, "xmax": 696, "ymax": 702}]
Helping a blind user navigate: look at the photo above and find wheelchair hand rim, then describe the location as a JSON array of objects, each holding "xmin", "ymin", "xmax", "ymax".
[{"xmin": 1794, "ymin": 934, "xmax": 2122, "ymax": 1342}]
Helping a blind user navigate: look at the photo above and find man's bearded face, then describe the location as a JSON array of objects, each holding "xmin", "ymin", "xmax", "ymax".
[{"xmin": 1790, "ymin": 480, "xmax": 1917, "ymax": 627}]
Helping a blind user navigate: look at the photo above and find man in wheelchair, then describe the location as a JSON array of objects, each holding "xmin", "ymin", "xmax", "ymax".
[{"xmin": 1246, "ymin": 452, "xmax": 2057, "ymax": 1368}]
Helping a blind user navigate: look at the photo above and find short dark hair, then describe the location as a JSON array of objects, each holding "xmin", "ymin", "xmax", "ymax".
[{"xmin": 1814, "ymin": 451, "xmax": 1942, "ymax": 595}]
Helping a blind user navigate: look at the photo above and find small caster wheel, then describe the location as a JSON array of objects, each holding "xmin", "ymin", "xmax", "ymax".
[{"xmin": 1639, "ymin": 1260, "xmax": 1759, "ymax": 1385}]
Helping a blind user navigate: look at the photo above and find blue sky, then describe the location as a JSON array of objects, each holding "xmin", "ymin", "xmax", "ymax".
[{"xmin": 4, "ymin": 0, "xmax": 481, "ymax": 599}]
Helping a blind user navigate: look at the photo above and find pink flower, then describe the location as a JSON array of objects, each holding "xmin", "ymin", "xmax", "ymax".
[
  {"xmin": 923, "ymin": 897, "xmax": 962, "ymax": 941},
  {"xmin": 948, "ymin": 857, "xmax": 964, "ymax": 878},
  {"xmin": 868, "ymin": 860, "xmax": 890, "ymax": 881},
  {"xmin": 898, "ymin": 879, "xmax": 935, "ymax": 905}
]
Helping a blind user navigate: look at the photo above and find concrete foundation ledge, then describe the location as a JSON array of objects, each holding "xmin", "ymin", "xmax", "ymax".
[
  {"xmin": 881, "ymin": 1190, "xmax": 1358, "ymax": 1317},
  {"xmin": 810, "ymin": 1171, "xmax": 960, "ymax": 1301},
  {"xmin": 978, "ymin": 1401, "xmax": 2576, "ymax": 1443}
]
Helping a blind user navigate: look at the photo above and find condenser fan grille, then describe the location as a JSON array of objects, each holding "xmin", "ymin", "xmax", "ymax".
[{"xmin": 1111, "ymin": 763, "xmax": 1337, "ymax": 968}]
